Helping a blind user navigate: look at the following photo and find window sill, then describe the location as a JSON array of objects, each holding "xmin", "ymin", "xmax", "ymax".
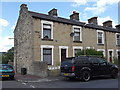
[
  {"xmin": 48, "ymin": 64, "xmax": 52, "ymax": 65},
  {"xmin": 41, "ymin": 38, "xmax": 53, "ymax": 41},
  {"xmin": 97, "ymin": 43, "xmax": 104, "ymax": 45},
  {"xmin": 116, "ymin": 45, "xmax": 120, "ymax": 46},
  {"xmin": 73, "ymin": 41, "xmax": 82, "ymax": 43}
]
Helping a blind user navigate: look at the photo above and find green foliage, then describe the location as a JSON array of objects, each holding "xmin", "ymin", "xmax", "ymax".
[
  {"xmin": 2, "ymin": 47, "xmax": 14, "ymax": 64},
  {"xmin": 76, "ymin": 49, "xmax": 103, "ymax": 57}
]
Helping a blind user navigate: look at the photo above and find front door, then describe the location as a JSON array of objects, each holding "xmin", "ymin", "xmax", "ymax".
[
  {"xmin": 118, "ymin": 51, "xmax": 120, "ymax": 61},
  {"xmin": 61, "ymin": 49, "xmax": 66, "ymax": 62},
  {"xmin": 109, "ymin": 51, "xmax": 113, "ymax": 63}
]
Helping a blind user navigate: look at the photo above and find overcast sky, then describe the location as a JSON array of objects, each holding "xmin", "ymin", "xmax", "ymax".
[{"xmin": 0, "ymin": 0, "xmax": 119, "ymax": 52}]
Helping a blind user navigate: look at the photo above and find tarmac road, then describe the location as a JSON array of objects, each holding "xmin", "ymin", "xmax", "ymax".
[{"xmin": 1, "ymin": 76, "xmax": 119, "ymax": 88}]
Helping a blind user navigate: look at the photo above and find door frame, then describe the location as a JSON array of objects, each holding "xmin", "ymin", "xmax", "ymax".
[
  {"xmin": 116, "ymin": 49, "xmax": 120, "ymax": 59},
  {"xmin": 108, "ymin": 49, "xmax": 114, "ymax": 62},
  {"xmin": 59, "ymin": 46, "xmax": 68, "ymax": 64}
]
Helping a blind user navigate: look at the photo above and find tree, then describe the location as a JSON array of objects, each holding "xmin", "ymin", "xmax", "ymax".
[
  {"xmin": 76, "ymin": 49, "xmax": 103, "ymax": 57},
  {"xmin": 2, "ymin": 47, "xmax": 14, "ymax": 64}
]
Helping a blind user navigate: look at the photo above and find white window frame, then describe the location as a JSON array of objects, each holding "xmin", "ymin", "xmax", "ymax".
[
  {"xmin": 73, "ymin": 46, "xmax": 83, "ymax": 57},
  {"xmin": 59, "ymin": 46, "xmax": 68, "ymax": 63},
  {"xmin": 72, "ymin": 26, "xmax": 82, "ymax": 42},
  {"xmin": 115, "ymin": 33, "xmax": 120, "ymax": 45},
  {"xmin": 97, "ymin": 30, "xmax": 104, "ymax": 44},
  {"xmin": 108, "ymin": 49, "xmax": 114, "ymax": 62},
  {"xmin": 97, "ymin": 49, "xmax": 105, "ymax": 57},
  {"xmin": 41, "ymin": 45, "xmax": 54, "ymax": 65},
  {"xmin": 41, "ymin": 20, "xmax": 53, "ymax": 39},
  {"xmin": 116, "ymin": 49, "xmax": 120, "ymax": 59}
]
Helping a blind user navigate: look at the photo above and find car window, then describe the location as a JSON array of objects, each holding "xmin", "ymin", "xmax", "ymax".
[
  {"xmin": 75, "ymin": 57, "xmax": 89, "ymax": 64},
  {"xmin": 89, "ymin": 57, "xmax": 99, "ymax": 63},
  {"xmin": 1, "ymin": 65, "xmax": 13, "ymax": 70},
  {"xmin": 97, "ymin": 58, "xmax": 106, "ymax": 63}
]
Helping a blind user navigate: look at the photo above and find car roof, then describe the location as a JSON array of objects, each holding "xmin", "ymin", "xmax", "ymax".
[{"xmin": 0, "ymin": 64, "xmax": 12, "ymax": 66}]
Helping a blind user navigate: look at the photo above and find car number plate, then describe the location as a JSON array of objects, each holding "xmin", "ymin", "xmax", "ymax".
[
  {"xmin": 64, "ymin": 73, "xmax": 69, "ymax": 76},
  {"xmin": 2, "ymin": 75, "xmax": 9, "ymax": 77}
]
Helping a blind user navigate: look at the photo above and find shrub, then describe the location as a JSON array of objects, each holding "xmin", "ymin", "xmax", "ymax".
[{"xmin": 76, "ymin": 49, "xmax": 103, "ymax": 58}]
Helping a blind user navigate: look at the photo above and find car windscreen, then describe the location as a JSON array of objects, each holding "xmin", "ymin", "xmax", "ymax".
[
  {"xmin": 0, "ymin": 65, "xmax": 13, "ymax": 70},
  {"xmin": 61, "ymin": 59, "xmax": 74, "ymax": 66}
]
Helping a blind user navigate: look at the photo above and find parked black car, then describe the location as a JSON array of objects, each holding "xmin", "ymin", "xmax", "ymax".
[
  {"xmin": 0, "ymin": 64, "xmax": 15, "ymax": 80},
  {"xmin": 61, "ymin": 56, "xmax": 118, "ymax": 82}
]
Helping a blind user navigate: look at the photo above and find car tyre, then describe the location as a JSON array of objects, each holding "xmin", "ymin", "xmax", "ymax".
[
  {"xmin": 111, "ymin": 69, "xmax": 118, "ymax": 79},
  {"xmin": 81, "ymin": 71, "xmax": 91, "ymax": 82}
]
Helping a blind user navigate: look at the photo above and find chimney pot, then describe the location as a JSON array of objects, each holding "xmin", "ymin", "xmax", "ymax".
[
  {"xmin": 88, "ymin": 17, "xmax": 98, "ymax": 24},
  {"xmin": 103, "ymin": 20, "xmax": 112, "ymax": 27}
]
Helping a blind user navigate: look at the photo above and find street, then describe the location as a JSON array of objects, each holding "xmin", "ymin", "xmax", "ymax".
[{"xmin": 1, "ymin": 76, "xmax": 119, "ymax": 88}]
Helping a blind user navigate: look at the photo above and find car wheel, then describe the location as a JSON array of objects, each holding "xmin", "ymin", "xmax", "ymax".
[
  {"xmin": 111, "ymin": 69, "xmax": 118, "ymax": 79},
  {"xmin": 81, "ymin": 71, "xmax": 91, "ymax": 82}
]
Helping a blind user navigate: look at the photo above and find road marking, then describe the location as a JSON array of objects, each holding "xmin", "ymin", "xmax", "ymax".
[
  {"xmin": 22, "ymin": 82, "xmax": 27, "ymax": 85},
  {"xmin": 30, "ymin": 85, "xmax": 35, "ymax": 88}
]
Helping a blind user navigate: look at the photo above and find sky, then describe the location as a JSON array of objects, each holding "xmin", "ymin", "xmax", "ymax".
[{"xmin": 0, "ymin": 0, "xmax": 119, "ymax": 52}]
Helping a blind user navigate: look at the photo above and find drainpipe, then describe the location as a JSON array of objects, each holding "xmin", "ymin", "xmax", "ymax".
[{"xmin": 104, "ymin": 32, "xmax": 108, "ymax": 60}]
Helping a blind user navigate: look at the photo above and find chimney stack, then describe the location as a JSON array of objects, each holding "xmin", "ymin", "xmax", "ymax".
[
  {"xmin": 116, "ymin": 24, "xmax": 120, "ymax": 31},
  {"xmin": 103, "ymin": 20, "xmax": 112, "ymax": 27},
  {"xmin": 48, "ymin": 8, "xmax": 58, "ymax": 17},
  {"xmin": 70, "ymin": 11, "xmax": 79, "ymax": 21},
  {"xmin": 88, "ymin": 17, "xmax": 98, "ymax": 24},
  {"xmin": 20, "ymin": 4, "xmax": 28, "ymax": 13}
]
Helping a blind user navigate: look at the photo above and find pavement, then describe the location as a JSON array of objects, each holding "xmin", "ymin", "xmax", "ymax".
[
  {"xmin": 15, "ymin": 73, "xmax": 62, "ymax": 83},
  {"xmin": 15, "ymin": 71, "xmax": 120, "ymax": 83}
]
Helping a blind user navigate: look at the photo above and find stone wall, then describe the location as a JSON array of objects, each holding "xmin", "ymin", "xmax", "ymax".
[
  {"xmin": 14, "ymin": 4, "xmax": 34, "ymax": 74},
  {"xmin": 33, "ymin": 61, "xmax": 48, "ymax": 77}
]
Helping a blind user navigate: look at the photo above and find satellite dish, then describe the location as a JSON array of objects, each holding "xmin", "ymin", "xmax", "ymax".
[{"xmin": 70, "ymin": 32, "xmax": 74, "ymax": 37}]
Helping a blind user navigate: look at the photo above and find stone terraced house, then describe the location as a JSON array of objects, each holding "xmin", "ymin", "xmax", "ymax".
[{"xmin": 14, "ymin": 4, "xmax": 120, "ymax": 76}]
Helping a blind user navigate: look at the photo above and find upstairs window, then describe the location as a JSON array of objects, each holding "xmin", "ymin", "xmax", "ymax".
[
  {"xmin": 41, "ymin": 20, "xmax": 53, "ymax": 40},
  {"xmin": 97, "ymin": 30, "xmax": 104, "ymax": 44},
  {"xmin": 43, "ymin": 24, "xmax": 51, "ymax": 39},
  {"xmin": 116, "ymin": 33, "xmax": 120, "ymax": 45},
  {"xmin": 74, "ymin": 28, "xmax": 80, "ymax": 41},
  {"xmin": 73, "ymin": 26, "xmax": 82, "ymax": 42}
]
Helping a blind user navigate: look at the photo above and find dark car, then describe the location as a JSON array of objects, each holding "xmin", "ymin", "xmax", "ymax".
[
  {"xmin": 0, "ymin": 64, "xmax": 15, "ymax": 80},
  {"xmin": 61, "ymin": 56, "xmax": 118, "ymax": 82}
]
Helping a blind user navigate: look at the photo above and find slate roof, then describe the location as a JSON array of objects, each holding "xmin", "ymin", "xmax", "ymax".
[{"xmin": 28, "ymin": 11, "xmax": 120, "ymax": 33}]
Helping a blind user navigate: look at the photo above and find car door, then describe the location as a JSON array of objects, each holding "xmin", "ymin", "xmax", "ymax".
[
  {"xmin": 89, "ymin": 57, "xmax": 101, "ymax": 76},
  {"xmin": 97, "ymin": 58, "xmax": 111, "ymax": 75}
]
